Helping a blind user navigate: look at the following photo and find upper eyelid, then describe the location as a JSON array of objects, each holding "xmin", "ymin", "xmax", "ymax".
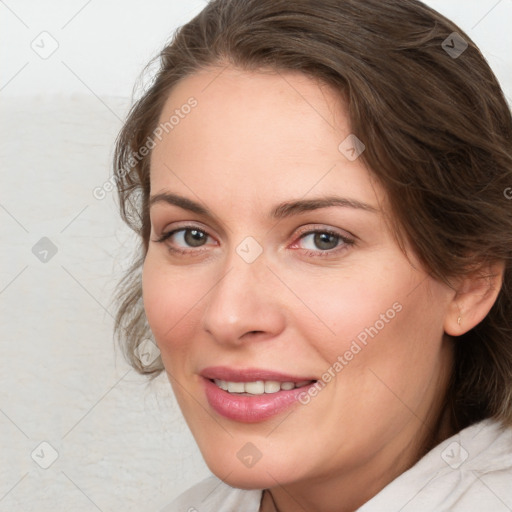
[
  {"xmin": 294, "ymin": 224, "xmax": 354, "ymax": 238},
  {"xmin": 158, "ymin": 221, "xmax": 214, "ymax": 237},
  {"xmin": 157, "ymin": 224, "xmax": 354, "ymax": 248},
  {"xmin": 155, "ymin": 224, "xmax": 216, "ymax": 244},
  {"xmin": 157, "ymin": 222, "xmax": 350, "ymax": 237}
]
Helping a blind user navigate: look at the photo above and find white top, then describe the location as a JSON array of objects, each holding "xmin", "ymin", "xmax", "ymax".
[{"xmin": 161, "ymin": 418, "xmax": 512, "ymax": 511}]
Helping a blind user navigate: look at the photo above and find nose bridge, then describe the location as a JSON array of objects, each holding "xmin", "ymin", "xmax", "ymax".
[{"xmin": 201, "ymin": 242, "xmax": 285, "ymax": 344}]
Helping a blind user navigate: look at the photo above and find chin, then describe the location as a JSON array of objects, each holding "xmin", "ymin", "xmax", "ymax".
[
  {"xmin": 212, "ymin": 469, "xmax": 278, "ymax": 491},
  {"xmin": 200, "ymin": 447, "xmax": 298, "ymax": 490}
]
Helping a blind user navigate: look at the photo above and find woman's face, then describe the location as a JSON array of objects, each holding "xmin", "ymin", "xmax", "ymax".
[{"xmin": 143, "ymin": 66, "xmax": 455, "ymax": 494}]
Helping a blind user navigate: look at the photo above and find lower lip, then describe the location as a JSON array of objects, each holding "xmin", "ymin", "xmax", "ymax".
[{"xmin": 203, "ymin": 378, "xmax": 315, "ymax": 423}]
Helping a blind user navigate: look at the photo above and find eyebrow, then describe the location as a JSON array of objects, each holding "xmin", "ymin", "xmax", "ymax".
[{"xmin": 149, "ymin": 192, "xmax": 378, "ymax": 219}]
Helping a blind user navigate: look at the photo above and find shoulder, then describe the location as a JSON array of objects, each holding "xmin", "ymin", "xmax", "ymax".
[
  {"xmin": 158, "ymin": 476, "xmax": 263, "ymax": 512},
  {"xmin": 358, "ymin": 418, "xmax": 512, "ymax": 512}
]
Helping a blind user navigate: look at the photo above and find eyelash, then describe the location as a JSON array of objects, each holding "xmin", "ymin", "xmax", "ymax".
[{"xmin": 153, "ymin": 224, "xmax": 355, "ymax": 258}]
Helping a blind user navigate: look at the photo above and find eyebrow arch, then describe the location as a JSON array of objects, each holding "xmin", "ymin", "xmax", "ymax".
[
  {"xmin": 149, "ymin": 192, "xmax": 378, "ymax": 218},
  {"xmin": 270, "ymin": 196, "xmax": 378, "ymax": 219},
  {"xmin": 150, "ymin": 192, "xmax": 209, "ymax": 216}
]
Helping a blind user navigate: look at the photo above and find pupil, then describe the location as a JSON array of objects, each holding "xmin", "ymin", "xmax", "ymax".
[
  {"xmin": 185, "ymin": 229, "xmax": 206, "ymax": 247},
  {"xmin": 314, "ymin": 232, "xmax": 338, "ymax": 250}
]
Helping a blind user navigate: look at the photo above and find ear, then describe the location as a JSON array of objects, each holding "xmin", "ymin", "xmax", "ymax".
[{"xmin": 444, "ymin": 260, "xmax": 505, "ymax": 336}]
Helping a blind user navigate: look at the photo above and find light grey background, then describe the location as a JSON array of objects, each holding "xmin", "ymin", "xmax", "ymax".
[{"xmin": 1, "ymin": 1, "xmax": 511, "ymax": 511}]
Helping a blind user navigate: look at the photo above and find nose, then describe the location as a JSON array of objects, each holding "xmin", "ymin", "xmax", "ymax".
[{"xmin": 201, "ymin": 249, "xmax": 287, "ymax": 346}]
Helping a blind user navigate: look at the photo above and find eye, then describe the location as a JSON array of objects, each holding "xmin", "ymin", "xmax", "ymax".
[
  {"xmin": 154, "ymin": 226, "xmax": 215, "ymax": 253},
  {"xmin": 300, "ymin": 231, "xmax": 340, "ymax": 251},
  {"xmin": 153, "ymin": 224, "xmax": 355, "ymax": 258},
  {"xmin": 291, "ymin": 227, "xmax": 355, "ymax": 256},
  {"xmin": 174, "ymin": 228, "xmax": 208, "ymax": 248}
]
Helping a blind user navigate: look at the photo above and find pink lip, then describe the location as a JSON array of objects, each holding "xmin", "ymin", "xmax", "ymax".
[
  {"xmin": 200, "ymin": 366, "xmax": 316, "ymax": 383},
  {"xmin": 200, "ymin": 366, "xmax": 317, "ymax": 423}
]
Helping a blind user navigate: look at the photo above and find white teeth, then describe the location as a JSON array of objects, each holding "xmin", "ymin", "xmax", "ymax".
[
  {"xmin": 213, "ymin": 379, "xmax": 313, "ymax": 394},
  {"xmin": 264, "ymin": 381, "xmax": 281, "ymax": 393},
  {"xmin": 244, "ymin": 381, "xmax": 265, "ymax": 395},
  {"xmin": 214, "ymin": 379, "xmax": 228, "ymax": 391},
  {"xmin": 227, "ymin": 381, "xmax": 245, "ymax": 393}
]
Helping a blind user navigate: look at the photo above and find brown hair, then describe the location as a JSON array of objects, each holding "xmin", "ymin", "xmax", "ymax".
[{"xmin": 113, "ymin": 0, "xmax": 512, "ymax": 430}]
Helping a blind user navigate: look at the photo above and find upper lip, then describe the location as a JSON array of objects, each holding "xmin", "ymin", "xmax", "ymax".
[{"xmin": 200, "ymin": 366, "xmax": 317, "ymax": 383}]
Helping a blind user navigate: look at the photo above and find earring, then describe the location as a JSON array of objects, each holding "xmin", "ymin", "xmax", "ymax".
[{"xmin": 457, "ymin": 316, "xmax": 462, "ymax": 326}]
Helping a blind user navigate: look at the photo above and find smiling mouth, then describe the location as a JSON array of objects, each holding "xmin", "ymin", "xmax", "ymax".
[{"xmin": 210, "ymin": 379, "xmax": 316, "ymax": 395}]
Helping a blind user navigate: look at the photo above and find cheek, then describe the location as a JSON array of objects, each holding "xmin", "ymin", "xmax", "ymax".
[
  {"xmin": 276, "ymin": 263, "xmax": 410, "ymax": 357},
  {"xmin": 141, "ymin": 254, "xmax": 203, "ymax": 356},
  {"xmin": 330, "ymin": 275, "xmax": 449, "ymax": 406},
  {"xmin": 285, "ymin": 262, "xmax": 447, "ymax": 385}
]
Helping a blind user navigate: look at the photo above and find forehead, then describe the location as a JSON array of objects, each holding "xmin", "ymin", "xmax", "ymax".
[{"xmin": 149, "ymin": 66, "xmax": 380, "ymax": 209}]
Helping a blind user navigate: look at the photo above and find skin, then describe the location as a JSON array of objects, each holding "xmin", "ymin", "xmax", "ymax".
[{"xmin": 142, "ymin": 66, "xmax": 498, "ymax": 512}]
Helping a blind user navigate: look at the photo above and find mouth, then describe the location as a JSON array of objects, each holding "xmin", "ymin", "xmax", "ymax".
[
  {"xmin": 210, "ymin": 378, "xmax": 315, "ymax": 395},
  {"xmin": 200, "ymin": 367, "xmax": 318, "ymax": 423}
]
